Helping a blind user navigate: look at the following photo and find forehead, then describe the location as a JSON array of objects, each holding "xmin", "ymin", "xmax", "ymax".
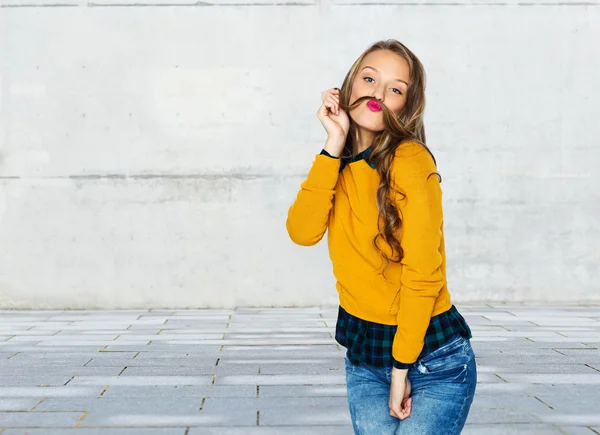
[{"xmin": 359, "ymin": 50, "xmax": 410, "ymax": 82}]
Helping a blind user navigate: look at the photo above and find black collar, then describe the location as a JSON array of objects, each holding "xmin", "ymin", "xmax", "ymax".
[{"xmin": 340, "ymin": 146, "xmax": 375, "ymax": 172}]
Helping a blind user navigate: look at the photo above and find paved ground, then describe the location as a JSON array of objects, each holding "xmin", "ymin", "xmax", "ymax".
[{"xmin": 0, "ymin": 304, "xmax": 599, "ymax": 434}]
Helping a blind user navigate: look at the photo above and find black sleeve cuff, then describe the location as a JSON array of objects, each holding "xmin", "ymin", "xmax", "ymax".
[
  {"xmin": 392, "ymin": 358, "xmax": 415, "ymax": 369},
  {"xmin": 320, "ymin": 149, "xmax": 340, "ymax": 159}
]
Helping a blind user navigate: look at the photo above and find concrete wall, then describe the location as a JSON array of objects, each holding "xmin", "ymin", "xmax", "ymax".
[{"xmin": 0, "ymin": 1, "xmax": 599, "ymax": 308}]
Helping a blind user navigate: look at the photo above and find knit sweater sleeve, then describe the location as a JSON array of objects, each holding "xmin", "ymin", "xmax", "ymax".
[
  {"xmin": 390, "ymin": 143, "xmax": 445, "ymax": 366},
  {"xmin": 286, "ymin": 153, "xmax": 341, "ymax": 246}
]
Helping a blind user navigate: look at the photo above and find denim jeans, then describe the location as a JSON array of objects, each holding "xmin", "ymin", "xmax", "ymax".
[{"xmin": 344, "ymin": 333, "xmax": 477, "ymax": 435}]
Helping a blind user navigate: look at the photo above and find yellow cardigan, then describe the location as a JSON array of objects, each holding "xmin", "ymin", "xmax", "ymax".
[{"xmin": 286, "ymin": 140, "xmax": 453, "ymax": 365}]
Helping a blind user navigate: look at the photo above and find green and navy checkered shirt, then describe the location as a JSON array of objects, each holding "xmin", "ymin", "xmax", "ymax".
[
  {"xmin": 319, "ymin": 147, "xmax": 472, "ymax": 369},
  {"xmin": 335, "ymin": 304, "xmax": 472, "ymax": 369}
]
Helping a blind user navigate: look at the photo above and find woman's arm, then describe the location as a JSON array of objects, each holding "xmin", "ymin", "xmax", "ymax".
[
  {"xmin": 285, "ymin": 139, "xmax": 342, "ymax": 246},
  {"xmin": 390, "ymin": 143, "xmax": 445, "ymax": 367}
]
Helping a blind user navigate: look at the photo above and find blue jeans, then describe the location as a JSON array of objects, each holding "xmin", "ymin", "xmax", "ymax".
[{"xmin": 344, "ymin": 333, "xmax": 477, "ymax": 435}]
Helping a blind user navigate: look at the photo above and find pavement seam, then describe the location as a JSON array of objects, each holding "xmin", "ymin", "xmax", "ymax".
[
  {"xmin": 584, "ymin": 363, "xmax": 600, "ymax": 373},
  {"xmin": 493, "ymin": 373, "xmax": 508, "ymax": 383},
  {"xmin": 532, "ymin": 395, "xmax": 554, "ymax": 409},
  {"xmin": 30, "ymin": 398, "xmax": 45, "ymax": 411},
  {"xmin": 73, "ymin": 410, "xmax": 89, "ymax": 427}
]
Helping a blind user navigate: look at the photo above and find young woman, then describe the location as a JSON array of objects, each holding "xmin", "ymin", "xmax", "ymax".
[{"xmin": 286, "ymin": 39, "xmax": 477, "ymax": 434}]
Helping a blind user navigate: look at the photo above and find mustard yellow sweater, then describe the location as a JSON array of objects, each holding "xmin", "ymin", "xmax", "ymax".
[{"xmin": 286, "ymin": 140, "xmax": 453, "ymax": 365}]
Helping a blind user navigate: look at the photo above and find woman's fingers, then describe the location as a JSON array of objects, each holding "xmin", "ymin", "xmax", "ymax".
[
  {"xmin": 324, "ymin": 100, "xmax": 338, "ymax": 116},
  {"xmin": 325, "ymin": 102, "xmax": 336, "ymax": 116},
  {"xmin": 327, "ymin": 99, "xmax": 340, "ymax": 115},
  {"xmin": 321, "ymin": 88, "xmax": 341, "ymax": 116},
  {"xmin": 322, "ymin": 89, "xmax": 340, "ymax": 102},
  {"xmin": 326, "ymin": 96, "xmax": 339, "ymax": 115},
  {"xmin": 321, "ymin": 90, "xmax": 333, "ymax": 102},
  {"xmin": 390, "ymin": 397, "xmax": 412, "ymax": 420},
  {"xmin": 323, "ymin": 94, "xmax": 338, "ymax": 105},
  {"xmin": 402, "ymin": 397, "xmax": 412, "ymax": 418},
  {"xmin": 318, "ymin": 102, "xmax": 331, "ymax": 118}
]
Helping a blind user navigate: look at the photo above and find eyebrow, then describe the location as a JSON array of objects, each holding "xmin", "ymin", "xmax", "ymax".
[{"xmin": 361, "ymin": 66, "xmax": 409, "ymax": 86}]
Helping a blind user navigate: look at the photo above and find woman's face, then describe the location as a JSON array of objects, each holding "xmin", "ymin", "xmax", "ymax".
[{"xmin": 349, "ymin": 49, "xmax": 411, "ymax": 133}]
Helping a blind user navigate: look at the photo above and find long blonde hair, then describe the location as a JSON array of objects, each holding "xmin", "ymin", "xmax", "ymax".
[{"xmin": 337, "ymin": 39, "xmax": 441, "ymax": 274}]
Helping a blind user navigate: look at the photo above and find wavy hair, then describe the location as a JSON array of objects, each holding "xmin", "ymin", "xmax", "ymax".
[{"xmin": 337, "ymin": 39, "xmax": 441, "ymax": 275}]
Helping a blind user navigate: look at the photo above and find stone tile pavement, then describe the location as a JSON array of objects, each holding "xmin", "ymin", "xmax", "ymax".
[{"xmin": 0, "ymin": 304, "xmax": 599, "ymax": 434}]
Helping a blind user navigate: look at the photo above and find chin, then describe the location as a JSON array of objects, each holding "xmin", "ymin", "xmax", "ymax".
[
  {"xmin": 354, "ymin": 119, "xmax": 384, "ymax": 133},
  {"xmin": 350, "ymin": 110, "xmax": 384, "ymax": 132}
]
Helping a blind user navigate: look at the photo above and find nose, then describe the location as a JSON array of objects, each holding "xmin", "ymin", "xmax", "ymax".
[{"xmin": 372, "ymin": 86, "xmax": 384, "ymax": 102}]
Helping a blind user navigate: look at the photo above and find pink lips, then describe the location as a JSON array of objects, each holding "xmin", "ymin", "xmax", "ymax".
[{"xmin": 366, "ymin": 100, "xmax": 382, "ymax": 112}]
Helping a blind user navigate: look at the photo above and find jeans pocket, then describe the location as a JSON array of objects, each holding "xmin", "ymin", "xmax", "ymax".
[{"xmin": 416, "ymin": 335, "xmax": 469, "ymax": 375}]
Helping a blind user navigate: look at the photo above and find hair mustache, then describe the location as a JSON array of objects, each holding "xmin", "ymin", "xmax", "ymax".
[
  {"xmin": 343, "ymin": 95, "xmax": 392, "ymax": 118},
  {"xmin": 339, "ymin": 94, "xmax": 396, "ymax": 134}
]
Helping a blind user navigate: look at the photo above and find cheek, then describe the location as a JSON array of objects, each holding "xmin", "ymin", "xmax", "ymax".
[
  {"xmin": 350, "ymin": 81, "xmax": 368, "ymax": 100},
  {"xmin": 390, "ymin": 98, "xmax": 406, "ymax": 112}
]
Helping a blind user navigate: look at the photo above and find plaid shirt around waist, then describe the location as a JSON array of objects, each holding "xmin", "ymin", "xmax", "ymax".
[{"xmin": 335, "ymin": 304, "xmax": 473, "ymax": 369}]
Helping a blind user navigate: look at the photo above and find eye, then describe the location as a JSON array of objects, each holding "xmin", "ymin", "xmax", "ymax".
[
  {"xmin": 364, "ymin": 76, "xmax": 375, "ymax": 83},
  {"xmin": 392, "ymin": 88, "xmax": 402, "ymax": 95}
]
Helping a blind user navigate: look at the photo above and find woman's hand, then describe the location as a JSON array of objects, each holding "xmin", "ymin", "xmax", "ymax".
[
  {"xmin": 316, "ymin": 88, "xmax": 350, "ymax": 156},
  {"xmin": 389, "ymin": 368, "xmax": 412, "ymax": 420}
]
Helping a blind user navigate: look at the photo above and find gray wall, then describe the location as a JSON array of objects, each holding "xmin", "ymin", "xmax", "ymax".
[{"xmin": 0, "ymin": 1, "xmax": 599, "ymax": 308}]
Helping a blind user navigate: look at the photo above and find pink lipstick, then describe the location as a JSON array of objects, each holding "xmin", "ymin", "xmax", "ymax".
[{"xmin": 366, "ymin": 100, "xmax": 382, "ymax": 112}]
